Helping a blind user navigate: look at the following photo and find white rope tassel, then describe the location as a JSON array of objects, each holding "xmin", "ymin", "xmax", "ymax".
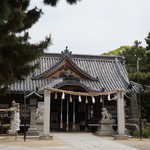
[
  {"xmin": 100, "ymin": 95, "xmax": 103, "ymax": 103},
  {"xmin": 92, "ymin": 96, "xmax": 95, "ymax": 103},
  {"xmin": 78, "ymin": 95, "xmax": 82, "ymax": 102},
  {"xmin": 108, "ymin": 94, "xmax": 117, "ymax": 101},
  {"xmin": 108, "ymin": 94, "xmax": 110, "ymax": 101},
  {"xmin": 70, "ymin": 95, "xmax": 72, "ymax": 102},
  {"xmin": 85, "ymin": 96, "xmax": 88, "ymax": 104},
  {"xmin": 62, "ymin": 92, "xmax": 65, "ymax": 99},
  {"xmin": 55, "ymin": 92, "xmax": 57, "ymax": 99},
  {"xmin": 111, "ymin": 94, "xmax": 117, "ymax": 100}
]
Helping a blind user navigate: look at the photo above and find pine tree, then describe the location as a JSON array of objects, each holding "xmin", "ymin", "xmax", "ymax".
[
  {"xmin": 145, "ymin": 32, "xmax": 150, "ymax": 51},
  {"xmin": 43, "ymin": 0, "xmax": 80, "ymax": 6},
  {"xmin": 143, "ymin": 32, "xmax": 150, "ymax": 72},
  {"xmin": 122, "ymin": 41, "xmax": 146, "ymax": 73},
  {"xmin": 0, "ymin": 0, "xmax": 80, "ymax": 95},
  {"xmin": 0, "ymin": 0, "xmax": 50, "ymax": 95}
]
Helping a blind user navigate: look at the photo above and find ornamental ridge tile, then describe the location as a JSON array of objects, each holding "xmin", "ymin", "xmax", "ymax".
[{"xmin": 32, "ymin": 50, "xmax": 99, "ymax": 81}]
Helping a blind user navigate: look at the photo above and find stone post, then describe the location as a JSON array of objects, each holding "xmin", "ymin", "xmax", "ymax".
[
  {"xmin": 114, "ymin": 92, "xmax": 128, "ymax": 140},
  {"xmin": 131, "ymin": 92, "xmax": 139, "ymax": 118},
  {"xmin": 39, "ymin": 90, "xmax": 52, "ymax": 140}
]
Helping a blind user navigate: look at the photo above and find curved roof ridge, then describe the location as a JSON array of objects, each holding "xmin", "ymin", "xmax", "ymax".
[
  {"xmin": 32, "ymin": 54, "xmax": 98, "ymax": 81},
  {"xmin": 43, "ymin": 52, "xmax": 124, "ymax": 61}
]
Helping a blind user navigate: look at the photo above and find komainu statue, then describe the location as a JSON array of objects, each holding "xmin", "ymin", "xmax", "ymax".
[
  {"xmin": 35, "ymin": 108, "xmax": 44, "ymax": 120},
  {"xmin": 96, "ymin": 107, "xmax": 114, "ymax": 136},
  {"xmin": 101, "ymin": 108, "xmax": 112, "ymax": 120}
]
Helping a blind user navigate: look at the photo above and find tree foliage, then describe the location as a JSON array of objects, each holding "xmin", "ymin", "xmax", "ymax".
[
  {"xmin": 121, "ymin": 38, "xmax": 150, "ymax": 87},
  {"xmin": 102, "ymin": 46, "xmax": 131, "ymax": 56},
  {"xmin": 101, "ymin": 38, "xmax": 150, "ymax": 86},
  {"xmin": 143, "ymin": 33, "xmax": 150, "ymax": 72},
  {"xmin": 101, "ymin": 34, "xmax": 150, "ymax": 121},
  {"xmin": 122, "ymin": 41, "xmax": 146, "ymax": 73},
  {"xmin": 0, "ymin": 0, "xmax": 80, "ymax": 95},
  {"xmin": 43, "ymin": 0, "xmax": 80, "ymax": 6},
  {"xmin": 129, "ymin": 72, "xmax": 150, "ymax": 87}
]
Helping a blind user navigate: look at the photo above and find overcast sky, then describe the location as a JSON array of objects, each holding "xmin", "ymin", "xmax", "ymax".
[{"xmin": 29, "ymin": 0, "xmax": 150, "ymax": 55}]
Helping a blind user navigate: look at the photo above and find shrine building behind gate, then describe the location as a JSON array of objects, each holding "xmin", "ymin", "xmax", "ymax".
[{"xmin": 0, "ymin": 48, "xmax": 141, "ymax": 132}]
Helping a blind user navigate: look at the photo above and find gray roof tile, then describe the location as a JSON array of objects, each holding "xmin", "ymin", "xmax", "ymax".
[{"xmin": 8, "ymin": 51, "xmax": 142, "ymax": 93}]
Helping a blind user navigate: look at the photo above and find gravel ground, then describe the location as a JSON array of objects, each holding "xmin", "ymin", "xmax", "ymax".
[
  {"xmin": 0, "ymin": 134, "xmax": 149, "ymax": 150},
  {"xmin": 0, "ymin": 135, "xmax": 67, "ymax": 147},
  {"xmin": 103, "ymin": 136, "xmax": 150, "ymax": 150}
]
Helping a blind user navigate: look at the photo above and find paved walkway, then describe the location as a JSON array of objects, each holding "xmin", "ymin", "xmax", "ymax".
[{"xmin": 0, "ymin": 133, "xmax": 139, "ymax": 150}]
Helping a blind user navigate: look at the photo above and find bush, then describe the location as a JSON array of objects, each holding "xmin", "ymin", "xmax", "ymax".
[
  {"xmin": 3, "ymin": 124, "xmax": 10, "ymax": 129},
  {"xmin": 0, "ymin": 124, "xmax": 10, "ymax": 134},
  {"xmin": 133, "ymin": 127, "xmax": 150, "ymax": 138}
]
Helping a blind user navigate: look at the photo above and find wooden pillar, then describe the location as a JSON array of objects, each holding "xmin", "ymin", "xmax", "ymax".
[
  {"xmin": 91, "ymin": 104, "xmax": 93, "ymax": 118},
  {"xmin": 72, "ymin": 101, "xmax": 76, "ymax": 130},
  {"xmin": 60, "ymin": 99, "xmax": 63, "ymax": 129},
  {"xmin": 66, "ymin": 99, "xmax": 69, "ymax": 131},
  {"xmin": 102, "ymin": 96, "xmax": 104, "ymax": 108}
]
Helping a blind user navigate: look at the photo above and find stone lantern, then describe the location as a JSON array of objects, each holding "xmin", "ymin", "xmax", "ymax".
[{"xmin": 25, "ymin": 91, "xmax": 43, "ymax": 138}]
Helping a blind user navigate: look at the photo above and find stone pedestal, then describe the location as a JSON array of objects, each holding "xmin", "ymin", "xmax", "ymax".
[
  {"xmin": 35, "ymin": 119, "xmax": 43, "ymax": 136},
  {"xmin": 26, "ymin": 107, "xmax": 39, "ymax": 138},
  {"xmin": 7, "ymin": 115, "xmax": 16, "ymax": 135},
  {"xmin": 7, "ymin": 130, "xmax": 17, "ymax": 135},
  {"xmin": 96, "ymin": 119, "xmax": 114, "ymax": 136},
  {"xmin": 26, "ymin": 128, "xmax": 39, "ymax": 138},
  {"xmin": 39, "ymin": 135, "xmax": 53, "ymax": 140},
  {"xmin": 113, "ymin": 134, "xmax": 128, "ymax": 140}
]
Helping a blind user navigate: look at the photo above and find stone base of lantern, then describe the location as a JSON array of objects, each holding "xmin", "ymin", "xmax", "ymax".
[{"xmin": 39, "ymin": 134, "xmax": 53, "ymax": 140}]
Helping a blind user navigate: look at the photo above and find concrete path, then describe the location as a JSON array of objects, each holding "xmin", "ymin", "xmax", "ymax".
[{"xmin": 0, "ymin": 132, "xmax": 139, "ymax": 150}]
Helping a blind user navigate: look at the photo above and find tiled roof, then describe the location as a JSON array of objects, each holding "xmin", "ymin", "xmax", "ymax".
[
  {"xmin": 31, "ymin": 54, "xmax": 99, "ymax": 81},
  {"xmin": 8, "ymin": 50, "xmax": 141, "ymax": 93}
]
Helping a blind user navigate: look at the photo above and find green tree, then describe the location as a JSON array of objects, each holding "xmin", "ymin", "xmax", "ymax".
[
  {"xmin": 101, "ymin": 35, "xmax": 150, "ymax": 121},
  {"xmin": 143, "ymin": 33, "xmax": 150, "ymax": 72},
  {"xmin": 122, "ymin": 41, "xmax": 146, "ymax": 74},
  {"xmin": 43, "ymin": 0, "xmax": 80, "ymax": 6},
  {"xmin": 122, "ymin": 39, "xmax": 150, "ymax": 86},
  {"xmin": 0, "ymin": 0, "xmax": 80, "ymax": 95},
  {"xmin": 101, "ymin": 41, "xmax": 148, "ymax": 85},
  {"xmin": 145, "ymin": 32, "xmax": 150, "ymax": 50},
  {"xmin": 102, "ymin": 46, "xmax": 131, "ymax": 56}
]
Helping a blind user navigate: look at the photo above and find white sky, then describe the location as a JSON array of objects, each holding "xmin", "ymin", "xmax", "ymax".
[{"xmin": 29, "ymin": 0, "xmax": 150, "ymax": 55}]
